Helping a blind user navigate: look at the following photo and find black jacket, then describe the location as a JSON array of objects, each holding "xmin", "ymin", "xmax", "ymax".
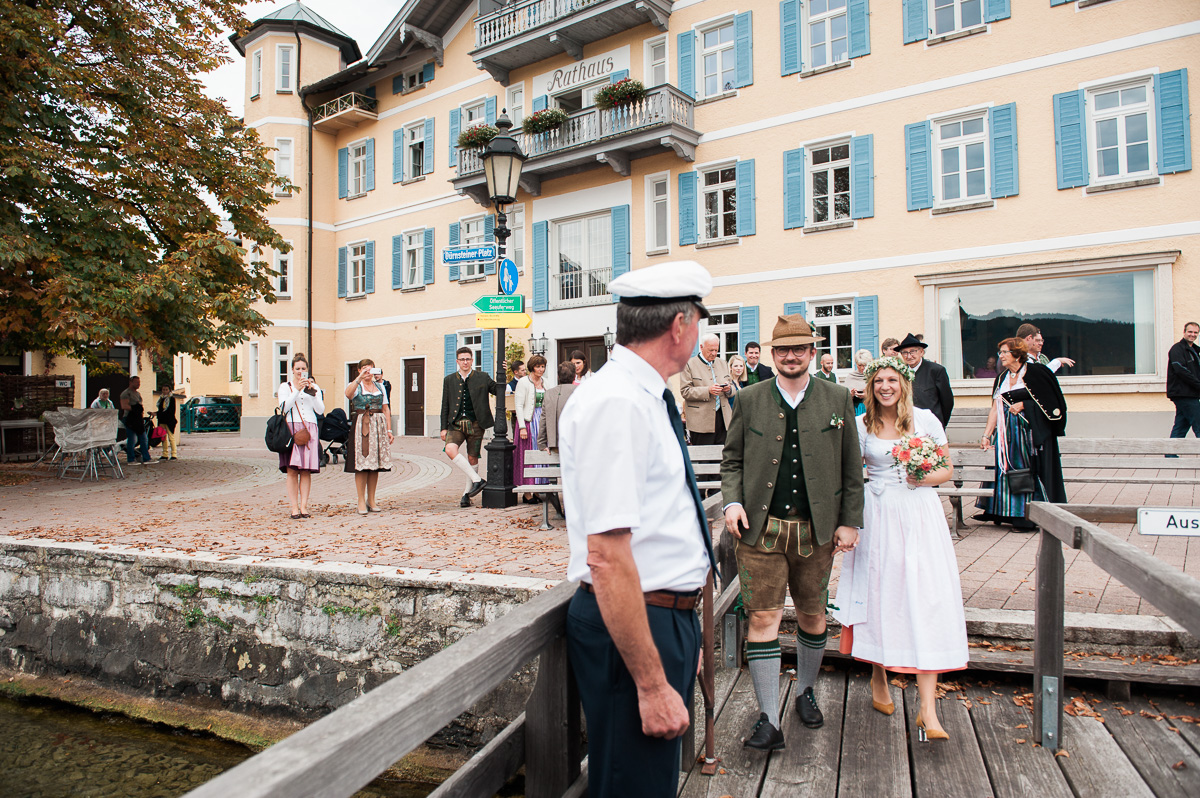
[
  {"xmin": 995, "ymin": 362, "xmax": 1067, "ymax": 446},
  {"xmin": 441, "ymin": 370, "xmax": 497, "ymax": 430},
  {"xmin": 1167, "ymin": 338, "xmax": 1200, "ymax": 400},
  {"xmin": 740, "ymin": 361, "xmax": 775, "ymax": 387},
  {"xmin": 912, "ymin": 358, "xmax": 954, "ymax": 428}
]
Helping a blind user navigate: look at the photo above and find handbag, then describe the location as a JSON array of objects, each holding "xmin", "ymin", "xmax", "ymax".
[
  {"xmin": 1005, "ymin": 467, "xmax": 1035, "ymax": 495},
  {"xmin": 265, "ymin": 407, "xmax": 294, "ymax": 454}
]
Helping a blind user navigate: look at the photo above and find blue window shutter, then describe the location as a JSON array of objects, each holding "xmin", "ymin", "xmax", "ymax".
[
  {"xmin": 449, "ymin": 109, "xmax": 460, "ymax": 168},
  {"xmin": 422, "ymin": 62, "xmax": 435, "ymax": 83},
  {"xmin": 783, "ymin": 302, "xmax": 806, "ymax": 319},
  {"xmin": 850, "ymin": 134, "xmax": 875, "ymax": 219},
  {"xmin": 1053, "ymin": 90, "xmax": 1088, "ymax": 189},
  {"xmin": 532, "ymin": 221, "xmax": 549, "ymax": 312},
  {"xmin": 484, "ymin": 214, "xmax": 497, "ymax": 275},
  {"xmin": 903, "ymin": 0, "xmax": 928, "ymax": 44},
  {"xmin": 610, "ymin": 205, "xmax": 630, "ymax": 300},
  {"xmin": 783, "ymin": 147, "xmax": 805, "ymax": 229},
  {"xmin": 533, "ymin": 95, "xmax": 548, "ymax": 112},
  {"xmin": 989, "ymin": 103, "xmax": 1019, "ymax": 198},
  {"xmin": 904, "ymin": 121, "xmax": 933, "ymax": 211},
  {"xmin": 393, "ymin": 128, "xmax": 404, "ymax": 183},
  {"xmin": 424, "ymin": 228, "xmax": 435, "ymax": 285},
  {"xmin": 481, "ymin": 330, "xmax": 494, "ymax": 376},
  {"xmin": 449, "ymin": 222, "xmax": 461, "ymax": 281},
  {"xmin": 424, "ymin": 117, "xmax": 435, "ymax": 176},
  {"xmin": 734, "ymin": 12, "xmax": 753, "ymax": 89},
  {"xmin": 780, "ymin": 0, "xmax": 802, "ymax": 76},
  {"xmin": 364, "ymin": 241, "xmax": 375, "ymax": 294},
  {"xmin": 337, "ymin": 147, "xmax": 348, "ymax": 199},
  {"xmin": 364, "ymin": 138, "xmax": 375, "ymax": 192},
  {"xmin": 392, "ymin": 234, "xmax": 403, "ymax": 289},
  {"xmin": 677, "ymin": 31, "xmax": 695, "ymax": 99},
  {"xmin": 984, "ymin": 0, "xmax": 1010, "ymax": 23},
  {"xmin": 735, "ymin": 159, "xmax": 756, "ymax": 236},
  {"xmin": 1050, "ymin": 0, "xmax": 1072, "ymax": 5},
  {"xmin": 392, "ymin": 75, "xmax": 404, "ymax": 95},
  {"xmin": 678, "ymin": 171, "xmax": 698, "ymax": 245},
  {"xmin": 444, "ymin": 334, "xmax": 457, "ymax": 376},
  {"xmin": 337, "ymin": 246, "xmax": 347, "ymax": 297},
  {"xmin": 738, "ymin": 306, "xmax": 760, "ymax": 354},
  {"xmin": 1156, "ymin": 69, "xmax": 1192, "ymax": 175},
  {"xmin": 364, "ymin": 86, "xmax": 376, "ymax": 99},
  {"xmin": 611, "ymin": 69, "xmax": 629, "ymax": 83},
  {"xmin": 848, "ymin": 0, "xmax": 871, "ymax": 58},
  {"xmin": 855, "ymin": 296, "xmax": 879, "ymax": 355},
  {"xmin": 486, "ymin": 96, "xmax": 497, "ymax": 125}
]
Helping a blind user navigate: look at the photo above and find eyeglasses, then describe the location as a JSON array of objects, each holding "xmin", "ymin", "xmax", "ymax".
[{"xmin": 773, "ymin": 346, "xmax": 811, "ymax": 357}]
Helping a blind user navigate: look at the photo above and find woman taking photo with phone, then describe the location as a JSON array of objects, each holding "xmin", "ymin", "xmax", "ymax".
[
  {"xmin": 278, "ymin": 353, "xmax": 324, "ymax": 519},
  {"xmin": 345, "ymin": 359, "xmax": 394, "ymax": 515}
]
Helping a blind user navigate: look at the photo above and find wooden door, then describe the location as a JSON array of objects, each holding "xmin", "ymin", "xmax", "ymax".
[
  {"xmin": 404, "ymin": 360, "xmax": 425, "ymax": 436},
  {"xmin": 556, "ymin": 337, "xmax": 608, "ymax": 380}
]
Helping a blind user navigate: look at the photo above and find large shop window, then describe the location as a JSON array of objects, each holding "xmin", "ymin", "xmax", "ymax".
[
  {"xmin": 553, "ymin": 213, "xmax": 612, "ymax": 310},
  {"xmin": 937, "ymin": 270, "xmax": 1157, "ymax": 380}
]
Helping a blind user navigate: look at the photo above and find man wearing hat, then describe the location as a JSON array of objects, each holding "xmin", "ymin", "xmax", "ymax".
[
  {"xmin": 561, "ymin": 260, "xmax": 719, "ymax": 798},
  {"xmin": 721, "ymin": 314, "xmax": 863, "ymax": 750},
  {"xmin": 898, "ymin": 333, "xmax": 954, "ymax": 428}
]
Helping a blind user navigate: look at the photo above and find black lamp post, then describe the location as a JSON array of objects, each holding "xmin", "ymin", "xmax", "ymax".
[{"xmin": 480, "ymin": 112, "xmax": 526, "ymax": 509}]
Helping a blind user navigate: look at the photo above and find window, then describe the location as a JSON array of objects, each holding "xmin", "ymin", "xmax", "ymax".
[
  {"xmin": 274, "ymin": 244, "xmax": 291, "ymax": 297},
  {"xmin": 933, "ymin": 0, "xmax": 983, "ymax": 37},
  {"xmin": 647, "ymin": 174, "xmax": 670, "ymax": 251},
  {"xmin": 274, "ymin": 341, "xmax": 291, "ymax": 395},
  {"xmin": 457, "ymin": 216, "xmax": 488, "ymax": 280},
  {"xmin": 402, "ymin": 67, "xmax": 428, "ymax": 92},
  {"xmin": 463, "ymin": 100, "xmax": 487, "ymax": 127},
  {"xmin": 349, "ymin": 242, "xmax": 367, "ymax": 296},
  {"xmin": 1090, "ymin": 80, "xmax": 1152, "ymax": 182},
  {"xmin": 230, "ymin": 353, "xmax": 240, "ymax": 382},
  {"xmin": 553, "ymin": 213, "xmax": 612, "ymax": 309},
  {"xmin": 807, "ymin": 0, "xmax": 848, "ymax": 69},
  {"xmin": 251, "ymin": 49, "xmax": 262, "ymax": 98},
  {"xmin": 460, "ymin": 332, "xmax": 483, "ymax": 370},
  {"xmin": 553, "ymin": 82, "xmax": 604, "ymax": 113},
  {"xmin": 510, "ymin": 205, "xmax": 525, "ymax": 273},
  {"xmin": 647, "ymin": 37, "xmax": 668, "ymax": 85},
  {"xmin": 810, "ymin": 302, "xmax": 855, "ymax": 370},
  {"xmin": 405, "ymin": 122, "xmax": 426, "ymax": 179},
  {"xmin": 700, "ymin": 21, "xmax": 736, "ymax": 98},
  {"xmin": 276, "ymin": 45, "xmax": 294, "ymax": 92},
  {"xmin": 248, "ymin": 342, "xmax": 259, "ymax": 396},
  {"xmin": 508, "ymin": 85, "xmax": 524, "ymax": 126},
  {"xmin": 935, "ymin": 113, "xmax": 987, "ymax": 204},
  {"xmin": 809, "ymin": 142, "xmax": 851, "ymax": 223},
  {"xmin": 349, "ymin": 140, "xmax": 368, "ymax": 197},
  {"xmin": 701, "ymin": 165, "xmax": 737, "ymax": 241},
  {"xmin": 274, "ymin": 138, "xmax": 293, "ymax": 195},
  {"xmin": 703, "ymin": 310, "xmax": 741, "ymax": 362},
  {"xmin": 404, "ymin": 230, "xmax": 424, "ymax": 288}
]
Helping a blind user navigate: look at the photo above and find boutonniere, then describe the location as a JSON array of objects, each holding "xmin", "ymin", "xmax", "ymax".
[{"xmin": 829, "ymin": 414, "xmax": 845, "ymax": 430}]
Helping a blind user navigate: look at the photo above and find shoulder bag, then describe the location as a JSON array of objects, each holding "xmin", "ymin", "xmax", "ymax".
[{"xmin": 265, "ymin": 406, "xmax": 294, "ymax": 454}]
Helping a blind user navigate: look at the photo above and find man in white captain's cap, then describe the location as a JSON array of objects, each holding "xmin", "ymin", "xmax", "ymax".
[{"xmin": 560, "ymin": 261, "xmax": 720, "ymax": 798}]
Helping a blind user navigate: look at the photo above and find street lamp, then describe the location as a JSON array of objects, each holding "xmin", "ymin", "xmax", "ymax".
[
  {"xmin": 480, "ymin": 112, "xmax": 526, "ymax": 509},
  {"xmin": 528, "ymin": 332, "xmax": 548, "ymax": 357},
  {"xmin": 603, "ymin": 326, "xmax": 615, "ymax": 352}
]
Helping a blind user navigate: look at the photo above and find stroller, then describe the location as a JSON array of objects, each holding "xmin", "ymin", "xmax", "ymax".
[{"xmin": 319, "ymin": 408, "xmax": 351, "ymax": 466}]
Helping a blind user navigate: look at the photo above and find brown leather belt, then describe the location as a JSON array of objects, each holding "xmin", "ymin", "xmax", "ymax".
[{"xmin": 580, "ymin": 581, "xmax": 699, "ymax": 611}]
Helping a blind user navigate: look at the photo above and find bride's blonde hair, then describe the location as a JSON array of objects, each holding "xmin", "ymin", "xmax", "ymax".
[{"xmin": 862, "ymin": 365, "xmax": 914, "ymax": 437}]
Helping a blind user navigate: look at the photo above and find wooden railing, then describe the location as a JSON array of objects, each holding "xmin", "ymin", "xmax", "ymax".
[
  {"xmin": 456, "ymin": 85, "xmax": 695, "ymax": 178},
  {"xmin": 312, "ymin": 92, "xmax": 377, "ymax": 123},
  {"xmin": 475, "ymin": 0, "xmax": 603, "ymax": 49}
]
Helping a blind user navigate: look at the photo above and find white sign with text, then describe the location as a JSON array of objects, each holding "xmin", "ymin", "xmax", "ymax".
[
  {"xmin": 532, "ymin": 45, "xmax": 630, "ymax": 96},
  {"xmin": 1138, "ymin": 508, "xmax": 1200, "ymax": 536}
]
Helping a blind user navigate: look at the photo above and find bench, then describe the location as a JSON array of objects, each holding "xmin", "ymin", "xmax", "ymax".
[
  {"xmin": 516, "ymin": 444, "xmax": 725, "ymax": 530},
  {"xmin": 939, "ymin": 437, "xmax": 1200, "ymax": 532},
  {"xmin": 944, "ymin": 405, "xmax": 990, "ymax": 444}
]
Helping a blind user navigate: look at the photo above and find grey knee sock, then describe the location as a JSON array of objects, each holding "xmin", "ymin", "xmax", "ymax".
[
  {"xmin": 746, "ymin": 639, "xmax": 782, "ymax": 727},
  {"xmin": 796, "ymin": 628, "xmax": 828, "ymax": 693}
]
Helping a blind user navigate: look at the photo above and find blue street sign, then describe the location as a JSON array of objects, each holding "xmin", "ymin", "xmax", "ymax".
[
  {"xmin": 499, "ymin": 259, "xmax": 518, "ymax": 295},
  {"xmin": 442, "ymin": 244, "xmax": 497, "ymax": 264}
]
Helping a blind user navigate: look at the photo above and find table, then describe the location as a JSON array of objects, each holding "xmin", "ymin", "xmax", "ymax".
[{"xmin": 0, "ymin": 419, "xmax": 46, "ymax": 462}]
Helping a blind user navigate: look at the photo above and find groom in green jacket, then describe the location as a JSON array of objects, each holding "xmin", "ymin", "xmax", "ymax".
[{"xmin": 721, "ymin": 314, "xmax": 864, "ymax": 750}]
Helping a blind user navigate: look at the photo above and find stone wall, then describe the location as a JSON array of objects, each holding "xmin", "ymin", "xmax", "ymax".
[{"xmin": 0, "ymin": 538, "xmax": 552, "ymax": 746}]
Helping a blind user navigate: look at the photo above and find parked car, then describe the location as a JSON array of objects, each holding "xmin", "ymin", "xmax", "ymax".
[{"xmin": 182, "ymin": 395, "xmax": 241, "ymax": 430}]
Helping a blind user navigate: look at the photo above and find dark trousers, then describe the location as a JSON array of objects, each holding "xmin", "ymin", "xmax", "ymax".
[
  {"xmin": 1170, "ymin": 399, "xmax": 1200, "ymax": 438},
  {"xmin": 125, "ymin": 425, "xmax": 149, "ymax": 463},
  {"xmin": 688, "ymin": 410, "xmax": 727, "ymax": 447},
  {"xmin": 566, "ymin": 587, "xmax": 700, "ymax": 798}
]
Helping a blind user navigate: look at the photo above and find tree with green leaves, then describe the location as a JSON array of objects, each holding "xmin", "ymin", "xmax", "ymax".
[{"xmin": 0, "ymin": 0, "xmax": 290, "ymax": 367}]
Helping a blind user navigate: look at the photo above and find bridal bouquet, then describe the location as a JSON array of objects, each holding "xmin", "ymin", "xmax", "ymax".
[{"xmin": 891, "ymin": 435, "xmax": 950, "ymax": 488}]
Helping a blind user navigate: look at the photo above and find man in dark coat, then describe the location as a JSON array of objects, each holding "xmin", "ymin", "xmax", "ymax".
[
  {"xmin": 898, "ymin": 333, "xmax": 954, "ymax": 428},
  {"xmin": 742, "ymin": 341, "xmax": 775, "ymax": 386},
  {"xmin": 1167, "ymin": 322, "xmax": 1200, "ymax": 439},
  {"xmin": 440, "ymin": 347, "xmax": 496, "ymax": 507}
]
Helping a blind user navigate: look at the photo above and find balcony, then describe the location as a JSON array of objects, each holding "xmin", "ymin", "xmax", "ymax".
[
  {"xmin": 551, "ymin": 264, "xmax": 611, "ymax": 309},
  {"xmin": 312, "ymin": 92, "xmax": 378, "ymax": 133},
  {"xmin": 452, "ymin": 85, "xmax": 696, "ymax": 203},
  {"xmin": 472, "ymin": 0, "xmax": 671, "ymax": 84}
]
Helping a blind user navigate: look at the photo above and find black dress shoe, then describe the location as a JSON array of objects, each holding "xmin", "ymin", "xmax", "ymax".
[
  {"xmin": 743, "ymin": 713, "xmax": 785, "ymax": 751},
  {"xmin": 460, "ymin": 494, "xmax": 471, "ymax": 508},
  {"xmin": 467, "ymin": 479, "xmax": 487, "ymax": 498},
  {"xmin": 795, "ymin": 686, "xmax": 824, "ymax": 729}
]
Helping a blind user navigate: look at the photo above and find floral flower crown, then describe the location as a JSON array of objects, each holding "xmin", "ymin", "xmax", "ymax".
[{"xmin": 864, "ymin": 356, "xmax": 914, "ymax": 383}]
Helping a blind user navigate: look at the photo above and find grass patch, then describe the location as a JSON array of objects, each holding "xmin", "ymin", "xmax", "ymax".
[
  {"xmin": 169, "ymin": 583, "xmax": 199, "ymax": 599},
  {"xmin": 183, "ymin": 607, "xmax": 205, "ymax": 628},
  {"xmin": 321, "ymin": 604, "xmax": 380, "ymax": 619}
]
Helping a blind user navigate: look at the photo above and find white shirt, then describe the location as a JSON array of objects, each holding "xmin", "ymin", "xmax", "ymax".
[
  {"xmin": 561, "ymin": 344, "xmax": 711, "ymax": 592},
  {"xmin": 278, "ymin": 381, "xmax": 325, "ymax": 423}
]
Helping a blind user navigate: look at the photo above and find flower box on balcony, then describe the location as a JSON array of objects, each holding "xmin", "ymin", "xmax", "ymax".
[
  {"xmin": 593, "ymin": 79, "xmax": 646, "ymax": 111},
  {"xmin": 522, "ymin": 107, "xmax": 569, "ymax": 135},
  {"xmin": 457, "ymin": 124, "xmax": 499, "ymax": 149}
]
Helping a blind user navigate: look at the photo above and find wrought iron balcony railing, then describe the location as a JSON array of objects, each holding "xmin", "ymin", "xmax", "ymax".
[{"xmin": 551, "ymin": 264, "xmax": 611, "ymax": 309}]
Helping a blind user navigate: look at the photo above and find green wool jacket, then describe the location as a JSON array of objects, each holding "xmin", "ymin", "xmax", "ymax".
[{"xmin": 720, "ymin": 376, "xmax": 865, "ymax": 547}]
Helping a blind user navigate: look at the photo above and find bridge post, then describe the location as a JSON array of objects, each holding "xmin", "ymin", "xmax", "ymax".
[
  {"xmin": 1033, "ymin": 526, "xmax": 1065, "ymax": 750},
  {"xmin": 525, "ymin": 635, "xmax": 581, "ymax": 798}
]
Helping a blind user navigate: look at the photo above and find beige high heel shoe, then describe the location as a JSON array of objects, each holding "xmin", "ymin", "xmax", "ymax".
[{"xmin": 916, "ymin": 713, "xmax": 949, "ymax": 742}]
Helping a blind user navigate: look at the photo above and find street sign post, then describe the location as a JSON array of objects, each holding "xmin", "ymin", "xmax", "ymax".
[
  {"xmin": 473, "ymin": 295, "xmax": 524, "ymax": 314},
  {"xmin": 476, "ymin": 312, "xmax": 532, "ymax": 329},
  {"xmin": 499, "ymin": 259, "xmax": 518, "ymax": 295}
]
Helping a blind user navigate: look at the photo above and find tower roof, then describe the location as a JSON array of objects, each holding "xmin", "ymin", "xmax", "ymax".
[
  {"xmin": 257, "ymin": 2, "xmax": 351, "ymax": 40},
  {"xmin": 231, "ymin": 1, "xmax": 361, "ymax": 63}
]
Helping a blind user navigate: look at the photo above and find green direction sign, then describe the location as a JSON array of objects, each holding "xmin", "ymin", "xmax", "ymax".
[{"xmin": 473, "ymin": 295, "xmax": 524, "ymax": 314}]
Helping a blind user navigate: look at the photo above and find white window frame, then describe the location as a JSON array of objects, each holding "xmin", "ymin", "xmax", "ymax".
[
  {"xmin": 348, "ymin": 138, "xmax": 368, "ymax": 198},
  {"xmin": 248, "ymin": 342, "xmax": 259, "ymax": 396},
  {"xmin": 276, "ymin": 44, "xmax": 295, "ymax": 93},
  {"xmin": 552, "ymin": 81, "xmax": 605, "ymax": 113},
  {"xmin": 402, "ymin": 65, "xmax": 428, "ymax": 92},
  {"xmin": 699, "ymin": 160, "xmax": 739, "ymax": 243},
  {"xmin": 698, "ymin": 17, "xmax": 737, "ymax": 99},
  {"xmin": 804, "ymin": 0, "xmax": 850, "ymax": 71},
  {"xmin": 702, "ymin": 307, "xmax": 741, "ymax": 362},
  {"xmin": 460, "ymin": 215, "xmax": 487, "ymax": 280},
  {"xmin": 645, "ymin": 35, "xmax": 669, "ymax": 86},
  {"xmin": 551, "ymin": 211, "xmax": 613, "ymax": 310},
  {"xmin": 274, "ymin": 137, "xmax": 293, "ymax": 196},
  {"xmin": 403, "ymin": 228, "xmax": 425, "ymax": 288},
  {"xmin": 508, "ymin": 85, "xmax": 525, "ymax": 127},
  {"xmin": 462, "ymin": 99, "xmax": 487, "ymax": 128},
  {"xmin": 1086, "ymin": 75, "xmax": 1156, "ymax": 186},
  {"xmin": 806, "ymin": 139, "xmax": 852, "ymax": 225},
  {"xmin": 274, "ymin": 242, "xmax": 292, "ymax": 298},
  {"xmin": 931, "ymin": 0, "xmax": 985, "ymax": 38},
  {"xmin": 230, "ymin": 353, "xmax": 240, "ymax": 382},
  {"xmin": 645, "ymin": 171, "xmax": 671, "ymax": 254},
  {"xmin": 931, "ymin": 108, "xmax": 990, "ymax": 207},
  {"xmin": 460, "ymin": 331, "xmax": 484, "ymax": 371},
  {"xmin": 250, "ymin": 49, "xmax": 262, "ymax": 99},
  {"xmin": 510, "ymin": 204, "xmax": 525, "ymax": 274},
  {"xmin": 807, "ymin": 299, "xmax": 856, "ymax": 373},
  {"xmin": 348, "ymin": 241, "xmax": 367, "ymax": 297},
  {"xmin": 405, "ymin": 120, "xmax": 426, "ymax": 179},
  {"xmin": 273, "ymin": 341, "xmax": 292, "ymax": 397}
]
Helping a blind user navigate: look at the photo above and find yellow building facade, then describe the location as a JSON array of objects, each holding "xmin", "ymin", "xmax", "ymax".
[{"xmin": 228, "ymin": 0, "xmax": 1198, "ymax": 438}]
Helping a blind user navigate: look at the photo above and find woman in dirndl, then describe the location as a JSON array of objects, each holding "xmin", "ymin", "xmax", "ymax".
[
  {"xmin": 344, "ymin": 358, "xmax": 393, "ymax": 515},
  {"xmin": 277, "ymin": 352, "xmax": 324, "ymax": 519},
  {"xmin": 514, "ymin": 354, "xmax": 549, "ymax": 503}
]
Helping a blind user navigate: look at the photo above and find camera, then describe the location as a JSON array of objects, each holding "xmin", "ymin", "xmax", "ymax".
[{"xmin": 370, "ymin": 367, "xmax": 383, "ymax": 375}]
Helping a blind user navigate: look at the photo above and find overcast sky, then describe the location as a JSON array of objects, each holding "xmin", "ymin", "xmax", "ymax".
[{"xmin": 202, "ymin": 1, "xmax": 402, "ymax": 118}]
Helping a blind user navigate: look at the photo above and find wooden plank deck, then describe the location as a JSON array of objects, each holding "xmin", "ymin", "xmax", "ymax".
[{"xmin": 677, "ymin": 664, "xmax": 1200, "ymax": 797}]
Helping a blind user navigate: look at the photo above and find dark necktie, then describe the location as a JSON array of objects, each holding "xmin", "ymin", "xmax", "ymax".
[{"xmin": 663, "ymin": 388, "xmax": 720, "ymax": 580}]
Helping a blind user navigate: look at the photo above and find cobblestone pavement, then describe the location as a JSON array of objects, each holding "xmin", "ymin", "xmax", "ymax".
[{"xmin": 1, "ymin": 432, "xmax": 1194, "ymax": 617}]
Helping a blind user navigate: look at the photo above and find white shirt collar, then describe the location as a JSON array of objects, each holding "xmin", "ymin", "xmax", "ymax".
[{"xmin": 610, "ymin": 344, "xmax": 667, "ymax": 399}]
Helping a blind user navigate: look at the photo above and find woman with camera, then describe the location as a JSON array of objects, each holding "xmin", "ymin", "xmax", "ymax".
[
  {"xmin": 344, "ymin": 359, "xmax": 393, "ymax": 515},
  {"xmin": 278, "ymin": 352, "xmax": 325, "ymax": 519}
]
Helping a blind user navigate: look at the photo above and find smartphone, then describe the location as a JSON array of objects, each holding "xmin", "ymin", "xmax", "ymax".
[
  {"xmin": 370, "ymin": 367, "xmax": 383, "ymax": 375},
  {"xmin": 301, "ymin": 370, "xmax": 309, "ymax": 380}
]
